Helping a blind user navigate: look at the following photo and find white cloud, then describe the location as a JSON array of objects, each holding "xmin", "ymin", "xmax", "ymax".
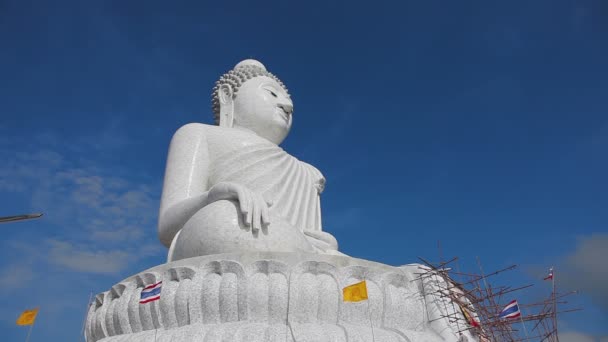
[
  {"xmin": 0, "ymin": 128, "xmax": 167, "ymax": 339},
  {"xmin": 559, "ymin": 234, "xmax": 608, "ymax": 310},
  {"xmin": 560, "ymin": 332, "xmax": 608, "ymax": 342},
  {"xmin": 47, "ymin": 239, "xmax": 131, "ymax": 274},
  {"xmin": 0, "ymin": 240, "xmax": 41, "ymax": 290},
  {"xmin": 46, "ymin": 239, "xmax": 162, "ymax": 274},
  {"xmin": 560, "ymin": 331, "xmax": 597, "ymax": 342},
  {"xmin": 0, "ymin": 131, "xmax": 164, "ymax": 275},
  {"xmin": 0, "ymin": 264, "xmax": 35, "ymax": 289}
]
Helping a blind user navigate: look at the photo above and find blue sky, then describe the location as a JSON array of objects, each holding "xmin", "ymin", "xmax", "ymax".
[{"xmin": 1, "ymin": 0, "xmax": 606, "ymax": 341}]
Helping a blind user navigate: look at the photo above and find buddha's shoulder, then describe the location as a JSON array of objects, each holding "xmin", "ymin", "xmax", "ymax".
[
  {"xmin": 174, "ymin": 123, "xmax": 222, "ymax": 135},
  {"xmin": 173, "ymin": 123, "xmax": 251, "ymax": 141},
  {"xmin": 172, "ymin": 123, "xmax": 209, "ymax": 140}
]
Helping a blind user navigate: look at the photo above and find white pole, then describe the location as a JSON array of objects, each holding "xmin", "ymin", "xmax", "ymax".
[
  {"xmin": 81, "ymin": 292, "xmax": 93, "ymax": 342},
  {"xmin": 518, "ymin": 311, "xmax": 530, "ymax": 340},
  {"xmin": 24, "ymin": 318, "xmax": 35, "ymax": 342}
]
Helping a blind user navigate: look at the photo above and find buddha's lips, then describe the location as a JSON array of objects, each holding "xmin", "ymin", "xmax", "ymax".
[{"xmin": 277, "ymin": 108, "xmax": 290, "ymax": 122}]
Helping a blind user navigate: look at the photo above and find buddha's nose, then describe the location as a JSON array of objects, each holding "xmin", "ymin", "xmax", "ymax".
[{"xmin": 278, "ymin": 103, "xmax": 293, "ymax": 116}]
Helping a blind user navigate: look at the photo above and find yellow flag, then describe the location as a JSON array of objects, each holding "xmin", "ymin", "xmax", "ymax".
[
  {"xmin": 16, "ymin": 308, "xmax": 39, "ymax": 326},
  {"xmin": 343, "ymin": 280, "xmax": 368, "ymax": 302}
]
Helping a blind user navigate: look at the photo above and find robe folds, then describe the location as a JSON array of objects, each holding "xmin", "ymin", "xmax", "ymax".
[{"xmin": 210, "ymin": 141, "xmax": 325, "ymax": 233}]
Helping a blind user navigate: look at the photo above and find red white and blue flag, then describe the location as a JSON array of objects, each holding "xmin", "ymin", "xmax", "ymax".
[
  {"xmin": 140, "ymin": 281, "xmax": 162, "ymax": 304},
  {"xmin": 499, "ymin": 300, "xmax": 521, "ymax": 319},
  {"xmin": 544, "ymin": 267, "xmax": 554, "ymax": 281}
]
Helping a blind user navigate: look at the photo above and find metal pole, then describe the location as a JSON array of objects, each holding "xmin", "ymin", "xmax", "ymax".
[
  {"xmin": 552, "ymin": 267, "xmax": 559, "ymax": 342},
  {"xmin": 0, "ymin": 213, "xmax": 43, "ymax": 224},
  {"xmin": 24, "ymin": 319, "xmax": 35, "ymax": 342},
  {"xmin": 519, "ymin": 309, "xmax": 530, "ymax": 340},
  {"xmin": 80, "ymin": 292, "xmax": 93, "ymax": 342}
]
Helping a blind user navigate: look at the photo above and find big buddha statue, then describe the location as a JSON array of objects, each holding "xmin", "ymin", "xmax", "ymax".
[
  {"xmin": 158, "ymin": 59, "xmax": 341, "ymax": 261},
  {"xmin": 84, "ymin": 59, "xmax": 480, "ymax": 342}
]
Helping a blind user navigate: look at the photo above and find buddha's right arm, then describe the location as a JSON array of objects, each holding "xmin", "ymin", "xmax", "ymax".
[
  {"xmin": 158, "ymin": 123, "xmax": 211, "ymax": 248},
  {"xmin": 158, "ymin": 194, "xmax": 210, "ymax": 247},
  {"xmin": 158, "ymin": 182, "xmax": 272, "ymax": 247},
  {"xmin": 157, "ymin": 124, "xmax": 271, "ymax": 247}
]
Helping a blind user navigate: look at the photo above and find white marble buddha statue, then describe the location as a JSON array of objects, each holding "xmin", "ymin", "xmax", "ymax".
[{"xmin": 158, "ymin": 59, "xmax": 341, "ymax": 261}]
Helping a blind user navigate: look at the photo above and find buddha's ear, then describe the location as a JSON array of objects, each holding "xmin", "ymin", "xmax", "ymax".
[{"xmin": 218, "ymin": 84, "xmax": 234, "ymax": 128}]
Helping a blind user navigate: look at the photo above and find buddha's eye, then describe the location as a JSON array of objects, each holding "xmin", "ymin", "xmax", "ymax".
[{"xmin": 266, "ymin": 89, "xmax": 278, "ymax": 98}]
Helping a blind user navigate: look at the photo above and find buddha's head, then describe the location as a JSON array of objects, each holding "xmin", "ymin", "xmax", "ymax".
[{"xmin": 212, "ymin": 59, "xmax": 293, "ymax": 145}]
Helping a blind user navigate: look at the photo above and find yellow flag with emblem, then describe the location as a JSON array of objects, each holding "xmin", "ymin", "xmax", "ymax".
[
  {"xmin": 16, "ymin": 308, "xmax": 39, "ymax": 326},
  {"xmin": 343, "ymin": 280, "xmax": 368, "ymax": 302}
]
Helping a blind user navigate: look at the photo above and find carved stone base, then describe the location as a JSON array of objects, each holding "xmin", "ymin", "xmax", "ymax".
[{"xmin": 85, "ymin": 253, "xmax": 478, "ymax": 342}]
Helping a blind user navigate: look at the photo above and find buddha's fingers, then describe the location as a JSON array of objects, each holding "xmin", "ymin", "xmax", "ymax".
[
  {"xmin": 252, "ymin": 198, "xmax": 262, "ymax": 232},
  {"xmin": 261, "ymin": 194, "xmax": 271, "ymax": 226},
  {"xmin": 261, "ymin": 201, "xmax": 270, "ymax": 226},
  {"xmin": 245, "ymin": 194, "xmax": 253, "ymax": 228},
  {"xmin": 235, "ymin": 186, "xmax": 252, "ymax": 227}
]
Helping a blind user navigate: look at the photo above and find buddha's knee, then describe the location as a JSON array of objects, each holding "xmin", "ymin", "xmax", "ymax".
[{"xmin": 171, "ymin": 200, "xmax": 314, "ymax": 261}]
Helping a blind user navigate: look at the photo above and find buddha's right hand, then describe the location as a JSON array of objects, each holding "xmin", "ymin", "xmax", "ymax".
[{"xmin": 207, "ymin": 182, "xmax": 272, "ymax": 232}]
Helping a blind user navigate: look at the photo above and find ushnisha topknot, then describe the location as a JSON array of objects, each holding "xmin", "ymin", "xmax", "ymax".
[{"xmin": 211, "ymin": 59, "xmax": 290, "ymax": 125}]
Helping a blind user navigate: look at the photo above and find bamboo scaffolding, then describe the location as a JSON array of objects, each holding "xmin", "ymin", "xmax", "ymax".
[{"xmin": 414, "ymin": 249, "xmax": 580, "ymax": 342}]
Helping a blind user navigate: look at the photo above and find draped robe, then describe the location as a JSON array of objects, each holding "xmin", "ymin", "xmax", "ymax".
[{"xmin": 209, "ymin": 141, "xmax": 325, "ymax": 234}]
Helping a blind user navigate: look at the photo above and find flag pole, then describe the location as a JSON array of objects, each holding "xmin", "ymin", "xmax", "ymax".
[
  {"xmin": 80, "ymin": 292, "xmax": 93, "ymax": 342},
  {"xmin": 518, "ymin": 310, "xmax": 529, "ymax": 340},
  {"xmin": 552, "ymin": 267, "xmax": 559, "ymax": 342},
  {"xmin": 24, "ymin": 315, "xmax": 36, "ymax": 342}
]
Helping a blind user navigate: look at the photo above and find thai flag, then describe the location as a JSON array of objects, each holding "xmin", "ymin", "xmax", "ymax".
[
  {"xmin": 140, "ymin": 281, "xmax": 162, "ymax": 304},
  {"xmin": 499, "ymin": 300, "xmax": 521, "ymax": 319},
  {"xmin": 544, "ymin": 268, "xmax": 554, "ymax": 281}
]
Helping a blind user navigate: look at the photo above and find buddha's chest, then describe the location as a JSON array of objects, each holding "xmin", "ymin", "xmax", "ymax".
[{"xmin": 207, "ymin": 133, "xmax": 324, "ymax": 196}]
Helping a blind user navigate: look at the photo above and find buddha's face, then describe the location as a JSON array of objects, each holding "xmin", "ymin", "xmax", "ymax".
[{"xmin": 232, "ymin": 76, "xmax": 293, "ymax": 145}]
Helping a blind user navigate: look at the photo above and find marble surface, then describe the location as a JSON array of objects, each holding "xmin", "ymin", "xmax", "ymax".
[
  {"xmin": 85, "ymin": 252, "xmax": 478, "ymax": 342},
  {"xmin": 84, "ymin": 60, "xmax": 481, "ymax": 341}
]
